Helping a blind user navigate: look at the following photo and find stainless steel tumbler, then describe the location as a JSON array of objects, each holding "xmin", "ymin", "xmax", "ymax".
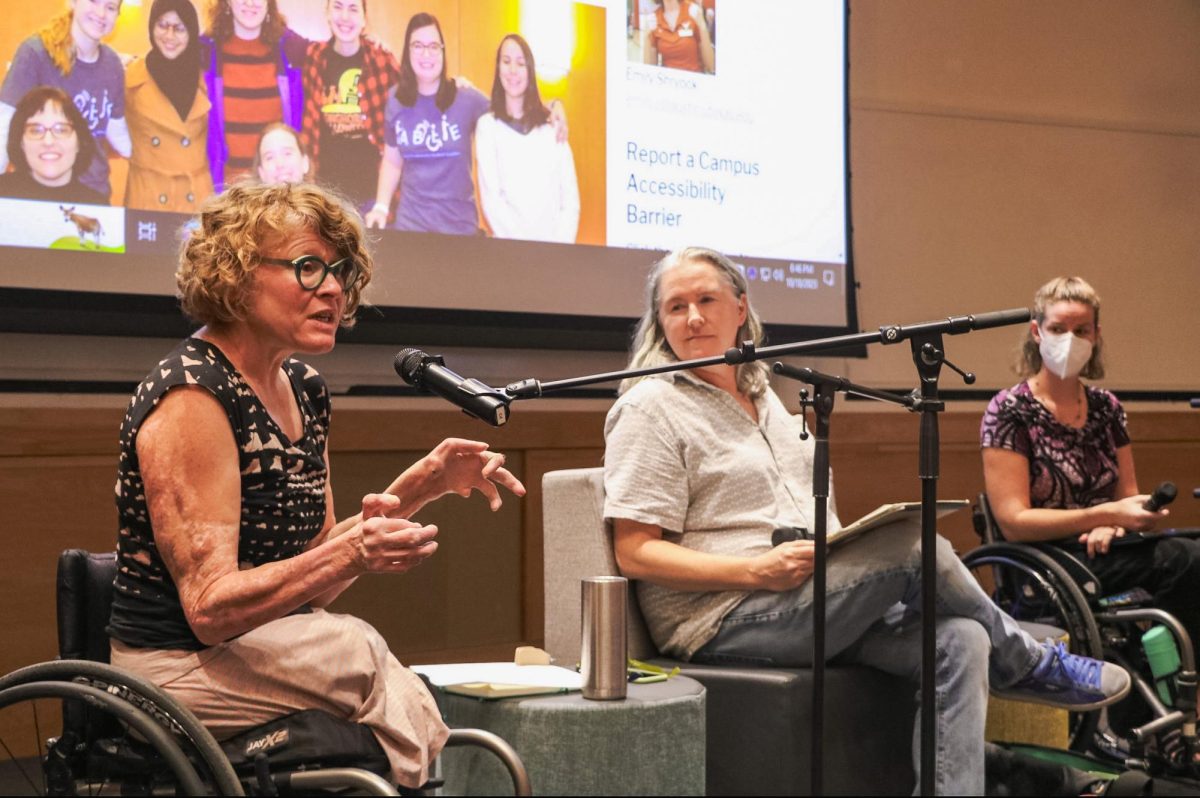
[{"xmin": 580, "ymin": 576, "xmax": 628, "ymax": 700}]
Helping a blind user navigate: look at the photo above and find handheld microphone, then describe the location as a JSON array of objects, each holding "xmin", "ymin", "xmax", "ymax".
[
  {"xmin": 1144, "ymin": 481, "xmax": 1178, "ymax": 512},
  {"xmin": 772, "ymin": 526, "xmax": 810, "ymax": 546},
  {"xmin": 394, "ymin": 349, "xmax": 511, "ymax": 427}
]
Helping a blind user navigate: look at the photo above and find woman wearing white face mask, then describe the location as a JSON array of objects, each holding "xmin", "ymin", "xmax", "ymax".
[{"xmin": 980, "ymin": 276, "xmax": 1200, "ymax": 654}]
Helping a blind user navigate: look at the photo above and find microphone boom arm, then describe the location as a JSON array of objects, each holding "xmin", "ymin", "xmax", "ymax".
[{"xmin": 506, "ymin": 308, "xmax": 1030, "ymax": 399}]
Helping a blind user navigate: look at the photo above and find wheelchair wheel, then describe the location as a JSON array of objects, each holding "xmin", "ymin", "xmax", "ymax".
[
  {"xmin": 0, "ymin": 660, "xmax": 242, "ymax": 796},
  {"xmin": 963, "ymin": 543, "xmax": 1103, "ymax": 752}
]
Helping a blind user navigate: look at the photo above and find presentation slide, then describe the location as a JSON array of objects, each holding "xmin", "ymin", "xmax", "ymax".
[{"xmin": 0, "ymin": 0, "xmax": 851, "ymax": 340}]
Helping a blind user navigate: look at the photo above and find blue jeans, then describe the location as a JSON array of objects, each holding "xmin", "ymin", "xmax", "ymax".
[{"xmin": 692, "ymin": 520, "xmax": 1041, "ymax": 796}]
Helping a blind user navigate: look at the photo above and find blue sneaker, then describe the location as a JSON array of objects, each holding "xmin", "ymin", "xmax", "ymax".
[{"xmin": 993, "ymin": 640, "xmax": 1130, "ymax": 711}]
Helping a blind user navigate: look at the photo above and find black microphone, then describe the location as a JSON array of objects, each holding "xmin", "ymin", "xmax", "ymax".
[
  {"xmin": 394, "ymin": 349, "xmax": 511, "ymax": 427},
  {"xmin": 1144, "ymin": 481, "xmax": 1178, "ymax": 512},
  {"xmin": 772, "ymin": 526, "xmax": 810, "ymax": 546},
  {"xmin": 964, "ymin": 308, "xmax": 1032, "ymax": 331}
]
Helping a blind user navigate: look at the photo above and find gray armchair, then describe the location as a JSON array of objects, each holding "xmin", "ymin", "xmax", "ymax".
[{"xmin": 543, "ymin": 467, "xmax": 916, "ymax": 796}]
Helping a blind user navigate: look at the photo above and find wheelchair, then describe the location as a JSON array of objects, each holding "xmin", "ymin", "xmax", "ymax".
[
  {"xmin": 0, "ymin": 549, "xmax": 532, "ymax": 796},
  {"xmin": 962, "ymin": 494, "xmax": 1200, "ymax": 779}
]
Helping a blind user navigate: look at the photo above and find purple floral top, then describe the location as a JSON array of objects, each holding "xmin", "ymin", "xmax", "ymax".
[{"xmin": 980, "ymin": 381, "xmax": 1130, "ymax": 510}]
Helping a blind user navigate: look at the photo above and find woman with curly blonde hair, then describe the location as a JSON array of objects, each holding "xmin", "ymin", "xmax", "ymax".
[
  {"xmin": 107, "ymin": 181, "xmax": 525, "ymax": 790},
  {"xmin": 0, "ymin": 0, "xmax": 132, "ymax": 200}
]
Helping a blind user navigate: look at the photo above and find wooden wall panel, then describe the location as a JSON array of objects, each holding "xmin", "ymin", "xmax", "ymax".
[
  {"xmin": 844, "ymin": 0, "xmax": 1200, "ymax": 393},
  {"xmin": 0, "ymin": 453, "xmax": 120, "ymax": 759}
]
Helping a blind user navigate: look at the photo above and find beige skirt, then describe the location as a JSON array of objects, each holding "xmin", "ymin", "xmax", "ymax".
[{"xmin": 111, "ymin": 608, "xmax": 449, "ymax": 788}]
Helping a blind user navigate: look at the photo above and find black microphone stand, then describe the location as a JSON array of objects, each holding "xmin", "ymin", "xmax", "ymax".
[
  {"xmin": 791, "ymin": 375, "xmax": 836, "ymax": 796},
  {"xmin": 771, "ymin": 365, "xmax": 917, "ymax": 795},
  {"xmin": 770, "ymin": 337, "xmax": 975, "ymax": 796},
  {"xmin": 503, "ymin": 309, "xmax": 1024, "ymax": 797},
  {"xmin": 1193, "ymin": 399, "xmax": 1200, "ymax": 501}
]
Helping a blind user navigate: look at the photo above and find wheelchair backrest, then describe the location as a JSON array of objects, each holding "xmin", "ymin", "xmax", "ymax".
[
  {"xmin": 973, "ymin": 492, "xmax": 1005, "ymax": 544},
  {"xmin": 57, "ymin": 549, "xmax": 118, "ymax": 664},
  {"xmin": 57, "ymin": 550, "xmax": 121, "ymax": 742}
]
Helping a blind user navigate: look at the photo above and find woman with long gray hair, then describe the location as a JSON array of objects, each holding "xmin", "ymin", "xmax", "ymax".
[
  {"xmin": 602, "ymin": 246, "xmax": 1129, "ymax": 795},
  {"xmin": 619, "ymin": 246, "xmax": 768, "ymax": 398}
]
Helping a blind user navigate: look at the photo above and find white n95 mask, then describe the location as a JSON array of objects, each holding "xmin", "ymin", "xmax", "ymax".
[{"xmin": 1039, "ymin": 331, "xmax": 1093, "ymax": 379}]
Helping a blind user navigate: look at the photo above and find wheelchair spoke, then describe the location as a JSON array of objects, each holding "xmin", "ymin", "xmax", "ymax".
[
  {"xmin": 85, "ymin": 775, "xmax": 110, "ymax": 797},
  {"xmin": 0, "ymin": 697, "xmax": 50, "ymax": 796},
  {"xmin": 32, "ymin": 700, "xmax": 45, "ymax": 794},
  {"xmin": 0, "ymin": 738, "xmax": 43, "ymax": 795}
]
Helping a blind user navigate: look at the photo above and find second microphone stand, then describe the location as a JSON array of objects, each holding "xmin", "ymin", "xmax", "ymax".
[{"xmin": 773, "ymin": 334, "xmax": 974, "ymax": 796}]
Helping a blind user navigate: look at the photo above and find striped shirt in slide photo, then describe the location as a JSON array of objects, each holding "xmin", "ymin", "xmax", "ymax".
[{"xmin": 220, "ymin": 36, "xmax": 283, "ymax": 180}]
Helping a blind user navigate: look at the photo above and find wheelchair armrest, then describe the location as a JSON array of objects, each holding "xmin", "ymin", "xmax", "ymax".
[
  {"xmin": 973, "ymin": 494, "xmax": 1003, "ymax": 545},
  {"xmin": 445, "ymin": 729, "xmax": 531, "ymax": 797},
  {"xmin": 1159, "ymin": 528, "xmax": 1200, "ymax": 539}
]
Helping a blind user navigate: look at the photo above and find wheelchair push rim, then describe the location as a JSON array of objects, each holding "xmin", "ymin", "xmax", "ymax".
[
  {"xmin": 964, "ymin": 544, "xmax": 1104, "ymax": 753},
  {"xmin": 0, "ymin": 659, "xmax": 243, "ymax": 796}
]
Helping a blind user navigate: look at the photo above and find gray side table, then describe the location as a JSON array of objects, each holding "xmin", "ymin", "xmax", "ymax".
[{"xmin": 438, "ymin": 676, "xmax": 705, "ymax": 796}]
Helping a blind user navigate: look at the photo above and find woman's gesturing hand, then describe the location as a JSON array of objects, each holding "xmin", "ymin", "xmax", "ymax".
[
  {"xmin": 414, "ymin": 438, "xmax": 527, "ymax": 511},
  {"xmin": 353, "ymin": 493, "xmax": 439, "ymax": 574},
  {"xmin": 749, "ymin": 540, "xmax": 816, "ymax": 592}
]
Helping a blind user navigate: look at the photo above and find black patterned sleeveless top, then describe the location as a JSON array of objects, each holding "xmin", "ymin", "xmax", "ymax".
[{"xmin": 107, "ymin": 337, "xmax": 331, "ymax": 650}]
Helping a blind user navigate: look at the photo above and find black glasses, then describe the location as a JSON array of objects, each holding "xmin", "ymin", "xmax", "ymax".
[
  {"xmin": 24, "ymin": 122, "xmax": 75, "ymax": 140},
  {"xmin": 261, "ymin": 255, "xmax": 360, "ymax": 291},
  {"xmin": 155, "ymin": 19, "xmax": 189, "ymax": 36}
]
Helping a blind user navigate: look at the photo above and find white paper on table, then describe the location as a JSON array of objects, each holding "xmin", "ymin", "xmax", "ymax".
[{"xmin": 412, "ymin": 662, "xmax": 584, "ymax": 690}]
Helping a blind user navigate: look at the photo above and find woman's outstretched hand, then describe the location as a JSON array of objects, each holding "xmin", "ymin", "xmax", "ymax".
[{"xmin": 410, "ymin": 438, "xmax": 527, "ymax": 511}]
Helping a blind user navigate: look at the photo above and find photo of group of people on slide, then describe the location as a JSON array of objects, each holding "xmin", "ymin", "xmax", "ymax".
[{"xmin": 0, "ymin": 0, "xmax": 599, "ymax": 246}]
